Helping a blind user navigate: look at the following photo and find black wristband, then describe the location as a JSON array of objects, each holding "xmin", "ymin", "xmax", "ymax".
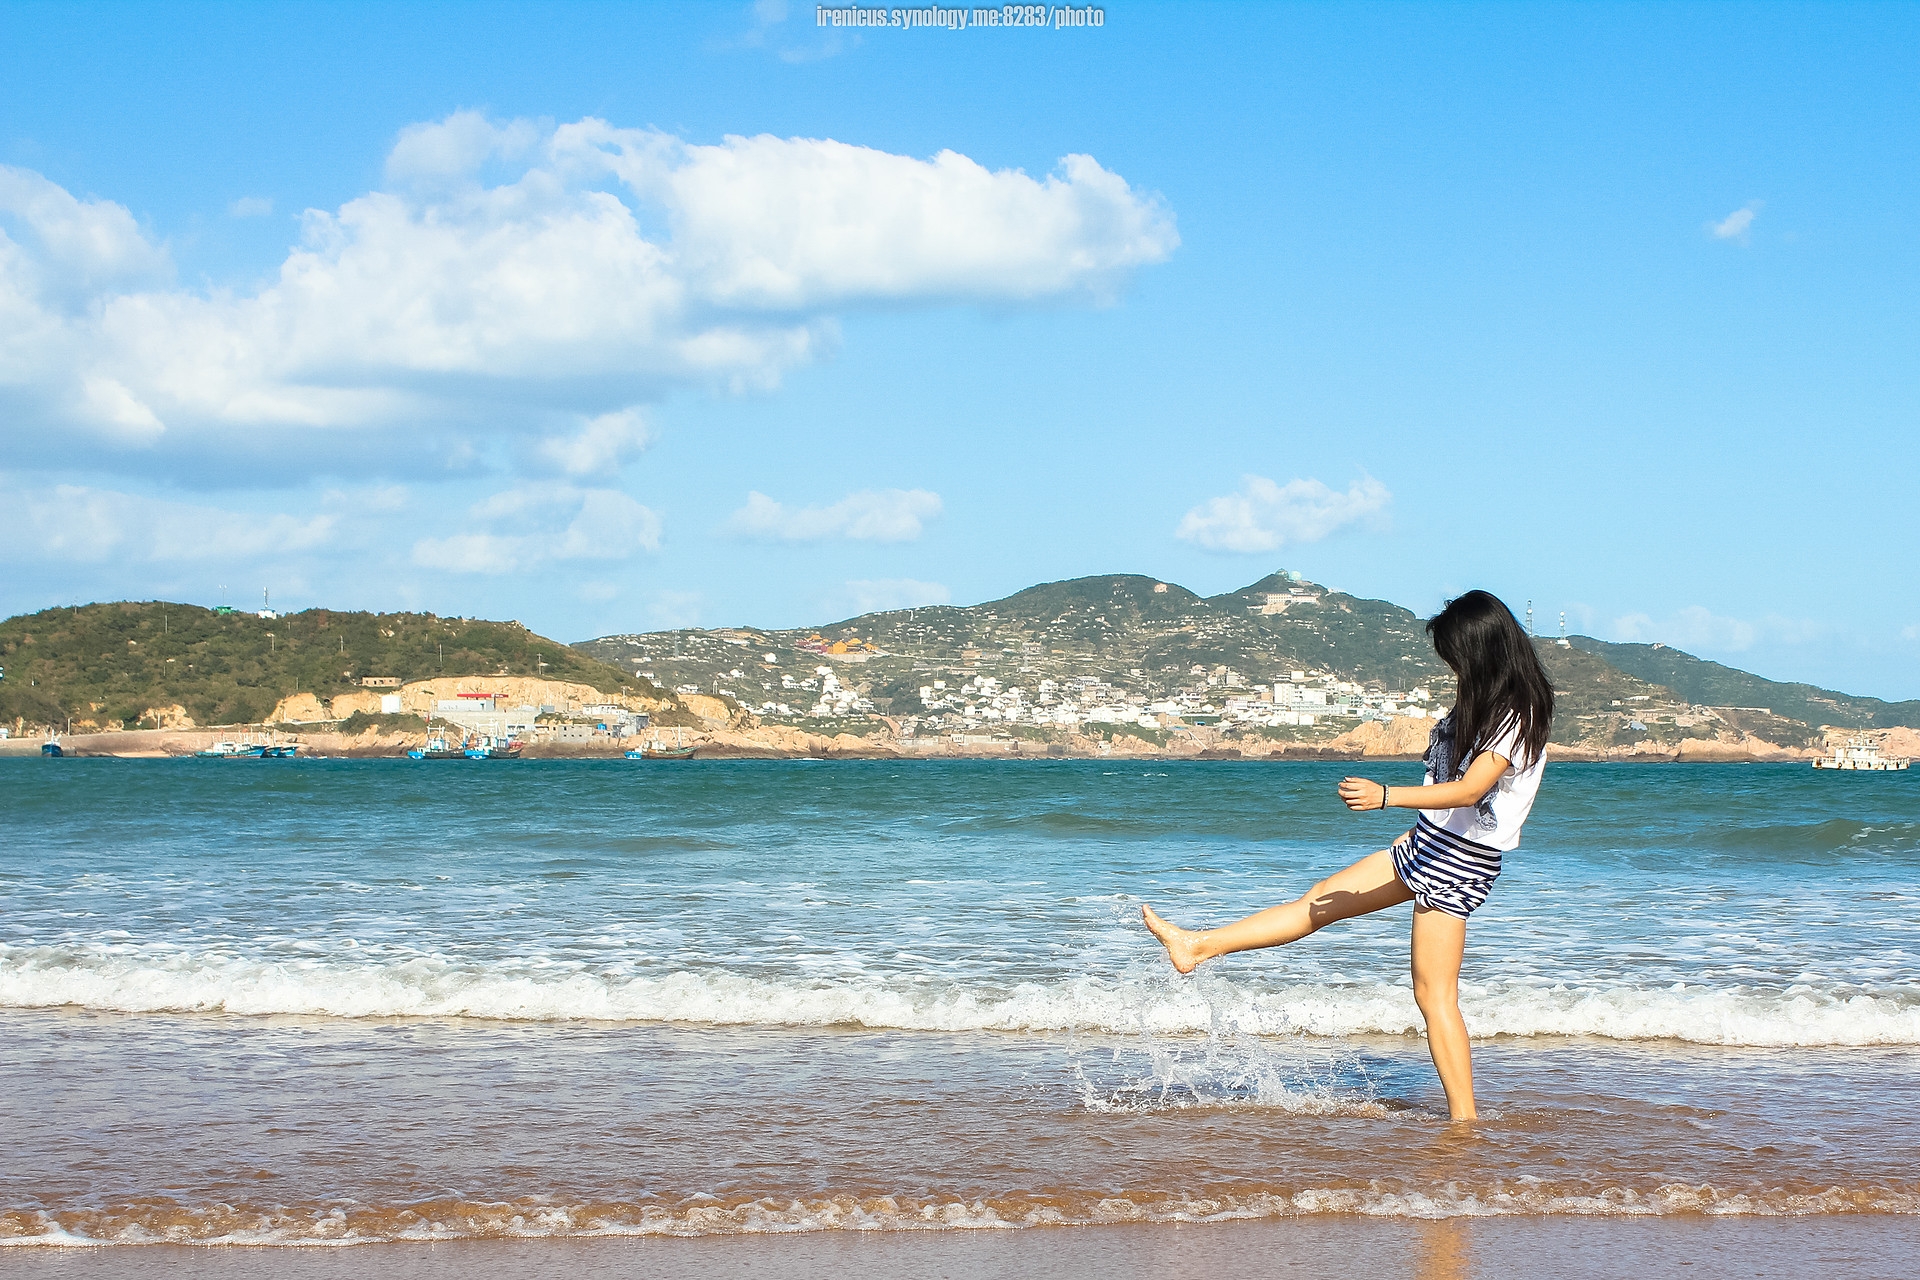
[{"xmin": 1380, "ymin": 782, "xmax": 1390, "ymax": 810}]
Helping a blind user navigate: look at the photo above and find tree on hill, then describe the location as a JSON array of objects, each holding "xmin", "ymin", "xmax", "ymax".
[{"xmin": 0, "ymin": 602, "xmax": 671, "ymax": 731}]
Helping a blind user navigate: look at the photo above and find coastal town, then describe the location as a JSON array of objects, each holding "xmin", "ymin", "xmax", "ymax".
[
  {"xmin": 685, "ymin": 651, "xmax": 1432, "ymax": 738},
  {"xmin": 582, "ymin": 570, "xmax": 1450, "ymax": 748},
  {"xmin": 571, "ymin": 571, "xmax": 1902, "ymax": 761}
]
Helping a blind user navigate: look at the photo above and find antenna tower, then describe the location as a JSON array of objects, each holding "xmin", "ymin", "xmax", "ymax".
[{"xmin": 1525, "ymin": 600, "xmax": 1534, "ymax": 636}]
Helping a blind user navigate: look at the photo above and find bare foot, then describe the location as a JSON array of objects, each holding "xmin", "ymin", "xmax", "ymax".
[{"xmin": 1141, "ymin": 904, "xmax": 1206, "ymax": 974}]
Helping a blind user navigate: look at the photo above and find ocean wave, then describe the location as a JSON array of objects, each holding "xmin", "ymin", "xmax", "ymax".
[
  {"xmin": 1703, "ymin": 818, "xmax": 1920, "ymax": 860},
  {"xmin": 3, "ymin": 944, "xmax": 1918, "ymax": 1047},
  {"xmin": 5, "ymin": 1181, "xmax": 1917, "ymax": 1246}
]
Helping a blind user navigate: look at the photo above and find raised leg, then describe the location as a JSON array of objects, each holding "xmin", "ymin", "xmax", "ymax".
[
  {"xmin": 1142, "ymin": 848, "xmax": 1414, "ymax": 974},
  {"xmin": 1411, "ymin": 904, "xmax": 1476, "ymax": 1121}
]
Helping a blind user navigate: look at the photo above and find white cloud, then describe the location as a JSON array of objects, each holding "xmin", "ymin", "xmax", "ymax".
[
  {"xmin": 228, "ymin": 196, "xmax": 274, "ymax": 219},
  {"xmin": 840, "ymin": 578, "xmax": 951, "ymax": 615},
  {"xmin": 745, "ymin": 0, "xmax": 788, "ymax": 40},
  {"xmin": 0, "ymin": 119, "xmax": 1175, "ymax": 479},
  {"xmin": 412, "ymin": 483, "xmax": 661, "ymax": 574},
  {"xmin": 0, "ymin": 166, "xmax": 171, "ymax": 291},
  {"xmin": 1612, "ymin": 607, "xmax": 1755, "ymax": 652},
  {"xmin": 78, "ymin": 375, "xmax": 166, "ymax": 443},
  {"xmin": 1176, "ymin": 475, "xmax": 1390, "ymax": 553},
  {"xmin": 738, "ymin": 2, "xmax": 854, "ymax": 66},
  {"xmin": 325, "ymin": 483, "xmax": 410, "ymax": 514},
  {"xmin": 648, "ymin": 590, "xmax": 705, "ymax": 629},
  {"xmin": 533, "ymin": 407, "xmax": 654, "ymax": 477},
  {"xmin": 726, "ymin": 488, "xmax": 942, "ymax": 542},
  {"xmin": 0, "ymin": 482, "xmax": 336, "ymax": 563},
  {"xmin": 650, "ymin": 137, "xmax": 1177, "ymax": 308},
  {"xmin": 1608, "ymin": 605, "xmax": 1826, "ymax": 654},
  {"xmin": 385, "ymin": 113, "xmax": 542, "ymax": 184},
  {"xmin": 1708, "ymin": 201, "xmax": 1762, "ymax": 243}
]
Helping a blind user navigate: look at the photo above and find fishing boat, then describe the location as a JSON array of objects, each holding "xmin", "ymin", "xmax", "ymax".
[
  {"xmin": 194, "ymin": 741, "xmax": 249, "ymax": 759},
  {"xmin": 406, "ymin": 735, "xmax": 468, "ymax": 761},
  {"xmin": 248, "ymin": 744, "xmax": 299, "ymax": 758},
  {"xmin": 635, "ymin": 728, "xmax": 697, "ymax": 761},
  {"xmin": 1812, "ymin": 737, "xmax": 1910, "ymax": 771},
  {"xmin": 464, "ymin": 735, "xmax": 523, "ymax": 760},
  {"xmin": 40, "ymin": 738, "xmax": 62, "ymax": 758}
]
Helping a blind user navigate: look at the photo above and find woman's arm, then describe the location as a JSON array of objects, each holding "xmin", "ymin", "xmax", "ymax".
[{"xmin": 1338, "ymin": 750, "xmax": 1511, "ymax": 813}]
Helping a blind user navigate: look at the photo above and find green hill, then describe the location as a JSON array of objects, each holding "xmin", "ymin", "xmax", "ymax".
[
  {"xmin": 1568, "ymin": 636, "xmax": 1920, "ymax": 729},
  {"xmin": 575, "ymin": 572, "xmax": 1865, "ymax": 753},
  {"xmin": 578, "ymin": 571, "xmax": 1457, "ymax": 711},
  {"xmin": 992, "ymin": 573, "xmax": 1212, "ymax": 630},
  {"xmin": 0, "ymin": 602, "xmax": 664, "ymax": 731}
]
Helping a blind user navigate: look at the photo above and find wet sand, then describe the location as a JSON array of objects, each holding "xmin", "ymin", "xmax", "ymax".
[
  {"xmin": 4, "ymin": 1011, "xmax": 1917, "ymax": 1246},
  {"xmin": 7, "ymin": 1216, "xmax": 1918, "ymax": 1279}
]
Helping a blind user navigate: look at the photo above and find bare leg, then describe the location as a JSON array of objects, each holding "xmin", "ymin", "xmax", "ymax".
[
  {"xmin": 1141, "ymin": 849, "xmax": 1414, "ymax": 974},
  {"xmin": 1411, "ymin": 905, "xmax": 1476, "ymax": 1121}
]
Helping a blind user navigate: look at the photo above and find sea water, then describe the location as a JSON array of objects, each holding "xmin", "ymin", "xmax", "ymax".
[{"xmin": 1, "ymin": 758, "xmax": 1915, "ymax": 1243}]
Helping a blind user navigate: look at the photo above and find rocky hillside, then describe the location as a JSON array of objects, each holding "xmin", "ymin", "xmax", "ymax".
[
  {"xmin": 574, "ymin": 572, "xmax": 1851, "ymax": 755},
  {"xmin": 1569, "ymin": 636, "xmax": 1920, "ymax": 729},
  {"xmin": 0, "ymin": 602, "xmax": 677, "ymax": 732}
]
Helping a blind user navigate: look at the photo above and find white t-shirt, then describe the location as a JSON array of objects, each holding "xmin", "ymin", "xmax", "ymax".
[{"xmin": 1417, "ymin": 712, "xmax": 1544, "ymax": 852}]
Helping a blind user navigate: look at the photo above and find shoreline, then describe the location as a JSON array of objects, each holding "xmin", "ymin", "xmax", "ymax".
[
  {"xmin": 5, "ymin": 1215, "xmax": 1917, "ymax": 1278},
  {"xmin": 0, "ymin": 724, "xmax": 1828, "ymax": 764}
]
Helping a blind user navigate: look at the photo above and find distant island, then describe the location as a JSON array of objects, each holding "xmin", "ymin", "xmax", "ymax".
[{"xmin": 4, "ymin": 573, "xmax": 1917, "ymax": 761}]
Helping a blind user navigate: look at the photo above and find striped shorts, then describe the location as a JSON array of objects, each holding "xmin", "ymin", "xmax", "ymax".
[{"xmin": 1390, "ymin": 816, "xmax": 1503, "ymax": 920}]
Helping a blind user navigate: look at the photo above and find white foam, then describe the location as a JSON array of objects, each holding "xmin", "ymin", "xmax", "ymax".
[
  {"xmin": 5, "ymin": 1181, "xmax": 1917, "ymax": 1247},
  {"xmin": 2, "ymin": 943, "xmax": 1917, "ymax": 1047}
]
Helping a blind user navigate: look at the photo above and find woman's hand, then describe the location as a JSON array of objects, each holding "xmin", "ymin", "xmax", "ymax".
[
  {"xmin": 1341, "ymin": 752, "xmax": 1510, "ymax": 816},
  {"xmin": 1338, "ymin": 776, "xmax": 1391, "ymax": 811}
]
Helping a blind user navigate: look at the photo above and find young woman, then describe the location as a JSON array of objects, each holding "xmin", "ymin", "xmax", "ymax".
[{"xmin": 1142, "ymin": 591, "xmax": 1554, "ymax": 1120}]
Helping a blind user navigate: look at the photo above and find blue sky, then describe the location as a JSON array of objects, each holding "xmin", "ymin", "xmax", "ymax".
[{"xmin": 2, "ymin": 1, "xmax": 1916, "ymax": 697}]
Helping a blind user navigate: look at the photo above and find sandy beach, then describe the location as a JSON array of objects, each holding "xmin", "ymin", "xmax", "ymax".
[{"xmin": 10, "ymin": 1216, "xmax": 1920, "ymax": 1278}]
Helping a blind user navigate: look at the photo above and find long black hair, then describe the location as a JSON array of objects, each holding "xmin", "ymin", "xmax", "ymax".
[{"xmin": 1426, "ymin": 590, "xmax": 1554, "ymax": 773}]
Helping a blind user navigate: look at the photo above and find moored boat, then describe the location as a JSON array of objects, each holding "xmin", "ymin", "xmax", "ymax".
[
  {"xmin": 407, "ymin": 735, "xmax": 468, "ymax": 761},
  {"xmin": 464, "ymin": 735, "xmax": 523, "ymax": 760},
  {"xmin": 195, "ymin": 734, "xmax": 297, "ymax": 759},
  {"xmin": 1813, "ymin": 737, "xmax": 1909, "ymax": 771},
  {"xmin": 635, "ymin": 728, "xmax": 697, "ymax": 760}
]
